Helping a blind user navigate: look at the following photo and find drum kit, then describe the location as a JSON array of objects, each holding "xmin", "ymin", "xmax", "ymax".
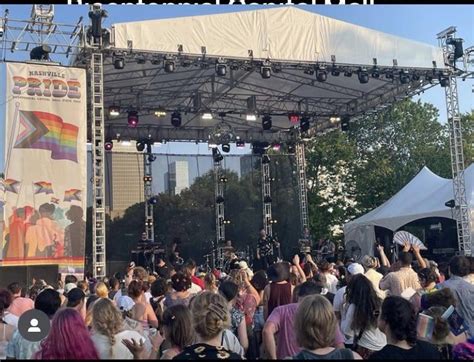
[{"xmin": 202, "ymin": 243, "xmax": 251, "ymax": 274}]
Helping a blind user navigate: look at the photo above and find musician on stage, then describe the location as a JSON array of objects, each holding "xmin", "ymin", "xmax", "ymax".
[
  {"xmin": 316, "ymin": 238, "xmax": 336, "ymax": 262},
  {"xmin": 168, "ymin": 237, "xmax": 184, "ymax": 266},
  {"xmin": 256, "ymin": 228, "xmax": 280, "ymax": 270},
  {"xmin": 222, "ymin": 240, "xmax": 236, "ymax": 260},
  {"xmin": 140, "ymin": 232, "xmax": 152, "ymax": 243},
  {"xmin": 298, "ymin": 227, "xmax": 313, "ymax": 256}
]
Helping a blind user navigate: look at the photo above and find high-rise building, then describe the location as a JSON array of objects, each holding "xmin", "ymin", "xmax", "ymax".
[{"xmin": 165, "ymin": 161, "xmax": 189, "ymax": 195}]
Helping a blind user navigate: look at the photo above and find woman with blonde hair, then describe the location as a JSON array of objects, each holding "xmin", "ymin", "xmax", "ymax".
[
  {"xmin": 95, "ymin": 281, "xmax": 109, "ymax": 299},
  {"xmin": 173, "ymin": 291, "xmax": 243, "ymax": 360},
  {"xmin": 90, "ymin": 298, "xmax": 147, "ymax": 359},
  {"xmin": 204, "ymin": 272, "xmax": 218, "ymax": 293},
  {"xmin": 291, "ymin": 295, "xmax": 362, "ymax": 359}
]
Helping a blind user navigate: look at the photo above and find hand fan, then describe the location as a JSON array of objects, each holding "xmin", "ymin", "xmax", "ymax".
[{"xmin": 393, "ymin": 231, "xmax": 427, "ymax": 250}]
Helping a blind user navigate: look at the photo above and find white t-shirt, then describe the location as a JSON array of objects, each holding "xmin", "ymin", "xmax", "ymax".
[
  {"xmin": 341, "ymin": 304, "xmax": 387, "ymax": 351},
  {"xmin": 3, "ymin": 313, "xmax": 19, "ymax": 328},
  {"xmin": 91, "ymin": 330, "xmax": 145, "ymax": 359},
  {"xmin": 325, "ymin": 273, "xmax": 339, "ymax": 294},
  {"xmin": 189, "ymin": 283, "xmax": 202, "ymax": 295},
  {"xmin": 333, "ymin": 286, "xmax": 346, "ymax": 314}
]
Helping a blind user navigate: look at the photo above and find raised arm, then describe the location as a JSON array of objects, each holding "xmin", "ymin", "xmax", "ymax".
[{"xmin": 376, "ymin": 245, "xmax": 390, "ymax": 268}]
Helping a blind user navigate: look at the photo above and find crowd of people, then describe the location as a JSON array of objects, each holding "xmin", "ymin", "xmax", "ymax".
[{"xmin": 0, "ymin": 242, "xmax": 473, "ymax": 360}]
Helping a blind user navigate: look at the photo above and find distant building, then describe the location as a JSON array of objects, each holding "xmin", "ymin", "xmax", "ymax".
[{"xmin": 165, "ymin": 161, "xmax": 189, "ymax": 195}]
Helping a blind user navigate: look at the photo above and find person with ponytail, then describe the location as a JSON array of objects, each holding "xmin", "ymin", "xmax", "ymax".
[
  {"xmin": 33, "ymin": 308, "xmax": 98, "ymax": 360},
  {"xmin": 174, "ymin": 291, "xmax": 242, "ymax": 360},
  {"xmin": 370, "ymin": 296, "xmax": 441, "ymax": 359}
]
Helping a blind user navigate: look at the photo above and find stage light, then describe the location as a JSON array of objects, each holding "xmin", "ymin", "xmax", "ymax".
[
  {"xmin": 208, "ymin": 143, "xmax": 218, "ymax": 149},
  {"xmin": 358, "ymin": 68, "xmax": 369, "ymax": 84},
  {"xmin": 144, "ymin": 176, "xmax": 152, "ymax": 182},
  {"xmin": 400, "ymin": 70, "xmax": 410, "ymax": 84},
  {"xmin": 445, "ymin": 199, "xmax": 455, "ymax": 208},
  {"xmin": 113, "ymin": 57, "xmax": 125, "ymax": 70},
  {"xmin": 136, "ymin": 55, "xmax": 146, "ymax": 64},
  {"xmin": 236, "ymin": 140, "xmax": 245, "ymax": 148},
  {"xmin": 261, "ymin": 65, "xmax": 271, "ymax": 79},
  {"xmin": 222, "ymin": 143, "xmax": 231, "ymax": 153},
  {"xmin": 127, "ymin": 111, "xmax": 138, "ymax": 127},
  {"xmin": 220, "ymin": 176, "xmax": 228, "ymax": 183},
  {"xmin": 344, "ymin": 70, "xmax": 353, "ymax": 77},
  {"xmin": 385, "ymin": 70, "xmax": 394, "ymax": 80},
  {"xmin": 425, "ymin": 73, "xmax": 434, "ymax": 83},
  {"xmin": 269, "ymin": 219, "xmax": 278, "ymax": 224},
  {"xmin": 104, "ymin": 141, "xmax": 113, "ymax": 151},
  {"xmin": 286, "ymin": 143, "xmax": 295, "ymax": 154},
  {"xmin": 108, "ymin": 106, "xmax": 120, "ymax": 117},
  {"xmin": 230, "ymin": 62, "xmax": 240, "ymax": 71},
  {"xmin": 331, "ymin": 66, "xmax": 341, "ymax": 76},
  {"xmin": 304, "ymin": 68, "xmax": 315, "ymax": 76},
  {"xmin": 154, "ymin": 107, "xmax": 166, "ymax": 117},
  {"xmin": 212, "ymin": 147, "xmax": 224, "ymax": 162},
  {"xmin": 202, "ymin": 113, "xmax": 213, "ymax": 120},
  {"xmin": 262, "ymin": 115, "xmax": 272, "ymax": 131},
  {"xmin": 412, "ymin": 73, "xmax": 420, "ymax": 81},
  {"xmin": 246, "ymin": 114, "xmax": 257, "ymax": 122},
  {"xmin": 371, "ymin": 67, "xmax": 380, "ymax": 78},
  {"xmin": 164, "ymin": 59, "xmax": 175, "ymax": 73},
  {"xmin": 316, "ymin": 66, "xmax": 327, "ymax": 82},
  {"xmin": 216, "ymin": 196, "xmax": 225, "ymax": 204},
  {"xmin": 262, "ymin": 155, "xmax": 271, "ymax": 164},
  {"xmin": 136, "ymin": 139, "xmax": 146, "ymax": 152},
  {"xmin": 300, "ymin": 116, "xmax": 310, "ymax": 133},
  {"xmin": 264, "ymin": 196, "xmax": 272, "ymax": 203},
  {"xmin": 272, "ymin": 142, "xmax": 281, "ymax": 152},
  {"xmin": 439, "ymin": 72, "xmax": 450, "ymax": 87},
  {"xmin": 30, "ymin": 45, "xmax": 52, "ymax": 61},
  {"xmin": 341, "ymin": 116, "xmax": 350, "ymax": 132},
  {"xmin": 148, "ymin": 197, "xmax": 158, "ymax": 205},
  {"xmin": 145, "ymin": 219, "xmax": 153, "ymax": 227},
  {"xmin": 288, "ymin": 113, "xmax": 300, "ymax": 124},
  {"xmin": 216, "ymin": 62, "xmax": 227, "ymax": 77},
  {"xmin": 171, "ymin": 112, "xmax": 182, "ymax": 127},
  {"xmin": 330, "ymin": 116, "xmax": 341, "ymax": 124}
]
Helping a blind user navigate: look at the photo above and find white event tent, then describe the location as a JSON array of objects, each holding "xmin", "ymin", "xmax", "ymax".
[{"xmin": 344, "ymin": 164, "xmax": 474, "ymax": 257}]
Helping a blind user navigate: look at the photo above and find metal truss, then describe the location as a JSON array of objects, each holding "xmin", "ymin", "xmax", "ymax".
[
  {"xmin": 438, "ymin": 27, "xmax": 472, "ymax": 256},
  {"xmin": 296, "ymin": 143, "xmax": 309, "ymax": 232},
  {"xmin": 144, "ymin": 152, "xmax": 154, "ymax": 242},
  {"xmin": 214, "ymin": 153, "xmax": 226, "ymax": 246},
  {"xmin": 262, "ymin": 155, "xmax": 273, "ymax": 237}
]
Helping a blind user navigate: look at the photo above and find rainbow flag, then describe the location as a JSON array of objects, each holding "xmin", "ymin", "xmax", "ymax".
[
  {"xmin": 51, "ymin": 197, "xmax": 60, "ymax": 204},
  {"xmin": 3, "ymin": 179, "xmax": 21, "ymax": 194},
  {"xmin": 14, "ymin": 110, "xmax": 78, "ymax": 162},
  {"xmin": 33, "ymin": 181, "xmax": 54, "ymax": 195},
  {"xmin": 64, "ymin": 189, "xmax": 81, "ymax": 202}
]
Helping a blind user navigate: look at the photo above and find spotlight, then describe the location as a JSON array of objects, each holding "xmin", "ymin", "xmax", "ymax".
[
  {"xmin": 400, "ymin": 70, "xmax": 410, "ymax": 84},
  {"xmin": 108, "ymin": 106, "xmax": 120, "ymax": 117},
  {"xmin": 385, "ymin": 70, "xmax": 394, "ymax": 80},
  {"xmin": 144, "ymin": 176, "xmax": 152, "ymax": 183},
  {"xmin": 202, "ymin": 113, "xmax": 213, "ymax": 120},
  {"xmin": 216, "ymin": 196, "xmax": 225, "ymax": 204},
  {"xmin": 136, "ymin": 139, "xmax": 146, "ymax": 152},
  {"xmin": 128, "ymin": 111, "xmax": 138, "ymax": 127},
  {"xmin": 288, "ymin": 113, "xmax": 300, "ymax": 124},
  {"xmin": 371, "ymin": 67, "xmax": 380, "ymax": 78},
  {"xmin": 344, "ymin": 70, "xmax": 353, "ymax": 77},
  {"xmin": 304, "ymin": 68, "xmax": 315, "ymax": 76},
  {"xmin": 264, "ymin": 196, "xmax": 272, "ymax": 203},
  {"xmin": 246, "ymin": 114, "xmax": 257, "ymax": 122},
  {"xmin": 330, "ymin": 116, "xmax": 341, "ymax": 124},
  {"xmin": 287, "ymin": 143, "xmax": 296, "ymax": 154},
  {"xmin": 236, "ymin": 140, "xmax": 245, "ymax": 148},
  {"xmin": 222, "ymin": 144, "xmax": 231, "ymax": 153},
  {"xmin": 230, "ymin": 62, "xmax": 240, "ymax": 71},
  {"xmin": 439, "ymin": 76, "xmax": 450, "ymax": 87},
  {"xmin": 272, "ymin": 142, "xmax": 281, "ymax": 152},
  {"xmin": 148, "ymin": 197, "xmax": 158, "ymax": 205},
  {"xmin": 300, "ymin": 116, "xmax": 310, "ymax": 133},
  {"xmin": 171, "ymin": 112, "xmax": 182, "ymax": 127},
  {"xmin": 114, "ymin": 57, "xmax": 125, "ymax": 70},
  {"xmin": 445, "ymin": 199, "xmax": 455, "ymax": 208},
  {"xmin": 316, "ymin": 66, "xmax": 327, "ymax": 82},
  {"xmin": 262, "ymin": 115, "xmax": 272, "ymax": 131},
  {"xmin": 220, "ymin": 176, "xmax": 228, "ymax": 183},
  {"xmin": 269, "ymin": 219, "xmax": 278, "ymax": 224},
  {"xmin": 212, "ymin": 148, "xmax": 224, "ymax": 162},
  {"xmin": 425, "ymin": 73, "xmax": 434, "ymax": 83},
  {"xmin": 358, "ymin": 68, "xmax": 369, "ymax": 84},
  {"xmin": 164, "ymin": 58, "xmax": 175, "ymax": 73},
  {"xmin": 145, "ymin": 219, "xmax": 153, "ymax": 227},
  {"xmin": 216, "ymin": 62, "xmax": 227, "ymax": 77},
  {"xmin": 154, "ymin": 107, "xmax": 166, "ymax": 117},
  {"xmin": 331, "ymin": 66, "xmax": 341, "ymax": 76},
  {"xmin": 262, "ymin": 155, "xmax": 271, "ymax": 164},
  {"xmin": 341, "ymin": 116, "xmax": 350, "ymax": 132},
  {"xmin": 30, "ymin": 45, "xmax": 52, "ymax": 61},
  {"xmin": 220, "ymin": 219, "xmax": 231, "ymax": 225},
  {"xmin": 261, "ymin": 65, "xmax": 271, "ymax": 79},
  {"xmin": 104, "ymin": 141, "xmax": 113, "ymax": 151}
]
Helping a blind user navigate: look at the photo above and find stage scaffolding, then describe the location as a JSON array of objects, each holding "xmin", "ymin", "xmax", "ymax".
[{"xmin": 1, "ymin": 5, "xmax": 473, "ymax": 276}]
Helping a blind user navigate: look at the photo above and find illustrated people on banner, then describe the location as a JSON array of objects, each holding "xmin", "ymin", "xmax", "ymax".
[
  {"xmin": 5, "ymin": 206, "xmax": 34, "ymax": 259},
  {"xmin": 35, "ymin": 203, "xmax": 64, "ymax": 258},
  {"xmin": 64, "ymin": 205, "xmax": 85, "ymax": 258},
  {"xmin": 25, "ymin": 210, "xmax": 41, "ymax": 257}
]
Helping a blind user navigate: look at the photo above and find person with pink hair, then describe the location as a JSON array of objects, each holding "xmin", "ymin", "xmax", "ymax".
[{"xmin": 33, "ymin": 308, "xmax": 99, "ymax": 360}]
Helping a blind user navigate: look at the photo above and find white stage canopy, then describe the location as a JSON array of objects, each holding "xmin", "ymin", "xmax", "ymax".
[
  {"xmin": 344, "ymin": 164, "xmax": 474, "ymax": 256},
  {"xmin": 73, "ymin": 6, "xmax": 449, "ymax": 143}
]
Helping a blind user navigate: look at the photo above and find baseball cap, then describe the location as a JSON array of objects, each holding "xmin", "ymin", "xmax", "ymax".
[
  {"xmin": 66, "ymin": 288, "xmax": 85, "ymax": 304},
  {"xmin": 64, "ymin": 283, "xmax": 77, "ymax": 295},
  {"xmin": 347, "ymin": 263, "xmax": 365, "ymax": 275},
  {"xmin": 117, "ymin": 295, "xmax": 135, "ymax": 312}
]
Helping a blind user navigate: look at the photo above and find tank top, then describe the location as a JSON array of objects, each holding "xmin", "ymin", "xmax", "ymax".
[
  {"xmin": 267, "ymin": 282, "xmax": 292, "ymax": 317},
  {"xmin": 292, "ymin": 348, "xmax": 354, "ymax": 360}
]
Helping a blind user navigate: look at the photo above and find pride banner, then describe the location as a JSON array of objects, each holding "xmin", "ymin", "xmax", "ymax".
[{"xmin": 2, "ymin": 62, "xmax": 87, "ymax": 275}]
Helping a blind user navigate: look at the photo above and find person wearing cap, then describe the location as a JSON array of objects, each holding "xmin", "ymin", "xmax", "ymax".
[
  {"xmin": 361, "ymin": 256, "xmax": 386, "ymax": 300},
  {"xmin": 332, "ymin": 262, "xmax": 364, "ymax": 339}
]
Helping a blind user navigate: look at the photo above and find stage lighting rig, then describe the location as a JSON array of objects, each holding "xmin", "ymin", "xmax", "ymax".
[
  {"xmin": 104, "ymin": 140, "xmax": 113, "ymax": 151},
  {"xmin": 262, "ymin": 155, "xmax": 271, "ymax": 164},
  {"xmin": 236, "ymin": 140, "xmax": 245, "ymax": 148},
  {"xmin": 144, "ymin": 176, "xmax": 152, "ymax": 183},
  {"xmin": 316, "ymin": 65, "xmax": 327, "ymax": 82},
  {"xmin": 331, "ymin": 66, "xmax": 341, "ymax": 77},
  {"xmin": 109, "ymin": 106, "xmax": 120, "ymax": 117},
  {"xmin": 341, "ymin": 116, "xmax": 350, "ymax": 132},
  {"xmin": 171, "ymin": 112, "xmax": 182, "ymax": 127},
  {"xmin": 300, "ymin": 116, "xmax": 310, "ymax": 133},
  {"xmin": 212, "ymin": 147, "xmax": 224, "ymax": 163},
  {"xmin": 261, "ymin": 60, "xmax": 272, "ymax": 79},
  {"xmin": 216, "ymin": 59, "xmax": 227, "ymax": 77},
  {"xmin": 222, "ymin": 144, "xmax": 231, "ymax": 153},
  {"xmin": 264, "ymin": 196, "xmax": 272, "ymax": 203},
  {"xmin": 399, "ymin": 69, "xmax": 410, "ymax": 84},
  {"xmin": 164, "ymin": 55, "xmax": 176, "ymax": 73},
  {"xmin": 127, "ymin": 111, "xmax": 138, "ymax": 127},
  {"xmin": 209, "ymin": 121, "xmax": 235, "ymax": 146},
  {"xmin": 216, "ymin": 196, "xmax": 225, "ymax": 204},
  {"xmin": 148, "ymin": 197, "xmax": 158, "ymax": 205},
  {"xmin": 136, "ymin": 139, "xmax": 146, "ymax": 152},
  {"xmin": 262, "ymin": 115, "xmax": 272, "ymax": 131},
  {"xmin": 358, "ymin": 67, "xmax": 369, "ymax": 84}
]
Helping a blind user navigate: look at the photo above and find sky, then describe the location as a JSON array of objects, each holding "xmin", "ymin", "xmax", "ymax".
[{"xmin": 1, "ymin": 4, "xmax": 473, "ymax": 173}]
